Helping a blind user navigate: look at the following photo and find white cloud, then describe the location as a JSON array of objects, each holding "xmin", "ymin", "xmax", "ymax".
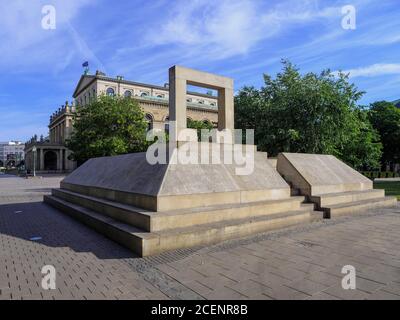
[
  {"xmin": 0, "ymin": 0, "xmax": 94, "ymax": 71},
  {"xmin": 145, "ymin": 0, "xmax": 342, "ymax": 59},
  {"xmin": 339, "ymin": 63, "xmax": 400, "ymax": 78}
]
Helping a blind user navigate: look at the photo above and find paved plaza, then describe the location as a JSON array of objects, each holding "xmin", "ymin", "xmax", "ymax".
[{"xmin": 0, "ymin": 174, "xmax": 400, "ymax": 300}]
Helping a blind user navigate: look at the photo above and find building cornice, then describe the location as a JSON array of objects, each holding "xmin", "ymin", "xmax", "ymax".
[{"xmin": 73, "ymin": 74, "xmax": 218, "ymax": 100}]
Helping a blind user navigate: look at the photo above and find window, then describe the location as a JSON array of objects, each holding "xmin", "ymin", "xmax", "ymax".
[
  {"xmin": 156, "ymin": 94, "xmax": 164, "ymax": 98},
  {"xmin": 186, "ymin": 98, "xmax": 192, "ymax": 103},
  {"xmin": 106, "ymin": 87, "xmax": 115, "ymax": 96},
  {"xmin": 145, "ymin": 114, "xmax": 153, "ymax": 131},
  {"xmin": 164, "ymin": 116, "xmax": 169, "ymax": 133},
  {"xmin": 140, "ymin": 92, "xmax": 149, "ymax": 97},
  {"xmin": 124, "ymin": 90, "xmax": 132, "ymax": 98},
  {"xmin": 210, "ymin": 102, "xmax": 216, "ymax": 106},
  {"xmin": 198, "ymin": 100, "xmax": 204, "ymax": 104}
]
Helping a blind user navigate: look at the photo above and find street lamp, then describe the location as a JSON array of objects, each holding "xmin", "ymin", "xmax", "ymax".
[{"xmin": 32, "ymin": 146, "xmax": 37, "ymax": 177}]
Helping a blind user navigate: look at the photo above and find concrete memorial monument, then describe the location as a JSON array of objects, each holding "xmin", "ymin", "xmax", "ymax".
[{"xmin": 44, "ymin": 66, "xmax": 319, "ymax": 256}]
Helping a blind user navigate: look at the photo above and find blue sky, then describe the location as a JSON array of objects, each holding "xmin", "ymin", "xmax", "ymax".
[{"xmin": 0, "ymin": 0, "xmax": 399, "ymax": 141}]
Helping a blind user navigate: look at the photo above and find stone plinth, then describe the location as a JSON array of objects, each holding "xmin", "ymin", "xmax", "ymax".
[
  {"xmin": 61, "ymin": 143, "xmax": 290, "ymax": 211},
  {"xmin": 277, "ymin": 153, "xmax": 373, "ymax": 196}
]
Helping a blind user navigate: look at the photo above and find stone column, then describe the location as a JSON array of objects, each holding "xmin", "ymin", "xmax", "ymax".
[
  {"xmin": 58, "ymin": 149, "xmax": 63, "ymax": 172},
  {"xmin": 217, "ymin": 88, "xmax": 234, "ymax": 132},
  {"xmin": 169, "ymin": 66, "xmax": 188, "ymax": 142},
  {"xmin": 39, "ymin": 148, "xmax": 44, "ymax": 171}
]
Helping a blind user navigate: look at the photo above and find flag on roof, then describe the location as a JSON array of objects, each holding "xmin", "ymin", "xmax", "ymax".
[{"xmin": 82, "ymin": 61, "xmax": 89, "ymax": 67}]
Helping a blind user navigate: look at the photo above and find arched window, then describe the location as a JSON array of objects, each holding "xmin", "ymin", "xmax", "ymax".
[
  {"xmin": 145, "ymin": 114, "xmax": 153, "ymax": 131},
  {"xmin": 186, "ymin": 98, "xmax": 192, "ymax": 103},
  {"xmin": 164, "ymin": 116, "xmax": 169, "ymax": 133},
  {"xmin": 140, "ymin": 92, "xmax": 149, "ymax": 97},
  {"xmin": 156, "ymin": 94, "xmax": 164, "ymax": 98},
  {"xmin": 106, "ymin": 87, "xmax": 115, "ymax": 96},
  {"xmin": 210, "ymin": 102, "xmax": 216, "ymax": 106},
  {"xmin": 198, "ymin": 100, "xmax": 204, "ymax": 104},
  {"xmin": 124, "ymin": 90, "xmax": 132, "ymax": 98}
]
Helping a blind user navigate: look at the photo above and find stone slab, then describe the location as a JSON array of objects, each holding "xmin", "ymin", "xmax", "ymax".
[
  {"xmin": 277, "ymin": 152, "xmax": 373, "ymax": 196},
  {"xmin": 61, "ymin": 143, "xmax": 291, "ymax": 211}
]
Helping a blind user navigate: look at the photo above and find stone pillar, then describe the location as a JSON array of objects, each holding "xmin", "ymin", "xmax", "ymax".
[
  {"xmin": 39, "ymin": 148, "xmax": 44, "ymax": 171},
  {"xmin": 58, "ymin": 149, "xmax": 63, "ymax": 172},
  {"xmin": 217, "ymin": 88, "xmax": 234, "ymax": 132},
  {"xmin": 169, "ymin": 66, "xmax": 187, "ymax": 142}
]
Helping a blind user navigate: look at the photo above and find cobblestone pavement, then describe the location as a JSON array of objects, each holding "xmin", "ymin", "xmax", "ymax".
[
  {"xmin": 1, "ymin": 175, "xmax": 400, "ymax": 300},
  {"xmin": 0, "ymin": 174, "xmax": 65, "ymax": 204}
]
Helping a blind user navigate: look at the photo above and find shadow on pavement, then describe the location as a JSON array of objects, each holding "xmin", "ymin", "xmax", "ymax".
[{"xmin": 0, "ymin": 200, "xmax": 138, "ymax": 260}]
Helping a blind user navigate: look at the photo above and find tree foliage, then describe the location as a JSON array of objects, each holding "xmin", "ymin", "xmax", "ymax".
[
  {"xmin": 368, "ymin": 101, "xmax": 400, "ymax": 170},
  {"xmin": 235, "ymin": 60, "xmax": 382, "ymax": 170},
  {"xmin": 187, "ymin": 118, "xmax": 214, "ymax": 141},
  {"xmin": 66, "ymin": 95, "xmax": 149, "ymax": 164}
]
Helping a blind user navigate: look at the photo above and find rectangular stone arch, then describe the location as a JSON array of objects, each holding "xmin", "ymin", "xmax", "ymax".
[{"xmin": 168, "ymin": 65, "xmax": 234, "ymax": 142}]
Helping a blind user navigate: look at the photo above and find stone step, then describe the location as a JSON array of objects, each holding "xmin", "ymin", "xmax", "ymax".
[
  {"xmin": 44, "ymin": 194, "xmax": 315, "ymax": 257},
  {"xmin": 322, "ymin": 196, "xmax": 397, "ymax": 218},
  {"xmin": 52, "ymin": 188, "xmax": 152, "ymax": 231},
  {"xmin": 310, "ymin": 189, "xmax": 385, "ymax": 208},
  {"xmin": 43, "ymin": 194, "xmax": 154, "ymax": 256},
  {"xmin": 51, "ymin": 188, "xmax": 309, "ymax": 232}
]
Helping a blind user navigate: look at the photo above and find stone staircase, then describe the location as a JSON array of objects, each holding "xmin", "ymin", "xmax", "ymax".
[
  {"xmin": 44, "ymin": 188, "xmax": 321, "ymax": 257},
  {"xmin": 309, "ymin": 189, "xmax": 397, "ymax": 218}
]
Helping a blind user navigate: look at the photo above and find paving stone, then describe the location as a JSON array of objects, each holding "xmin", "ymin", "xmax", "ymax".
[
  {"xmin": 368, "ymin": 289, "xmax": 400, "ymax": 300},
  {"xmin": 1, "ymin": 176, "xmax": 400, "ymax": 300},
  {"xmin": 322, "ymin": 285, "xmax": 369, "ymax": 300},
  {"xmin": 379, "ymin": 282, "xmax": 400, "ymax": 296},
  {"xmin": 304, "ymin": 271, "xmax": 341, "ymax": 287},
  {"xmin": 355, "ymin": 277, "xmax": 384, "ymax": 294},
  {"xmin": 284, "ymin": 278, "xmax": 330, "ymax": 296},
  {"xmin": 306, "ymin": 292, "xmax": 340, "ymax": 300},
  {"xmin": 260, "ymin": 284, "xmax": 311, "ymax": 300}
]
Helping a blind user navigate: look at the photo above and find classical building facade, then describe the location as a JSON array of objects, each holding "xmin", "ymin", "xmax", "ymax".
[
  {"xmin": 73, "ymin": 70, "xmax": 219, "ymax": 130},
  {"xmin": 25, "ymin": 71, "xmax": 218, "ymax": 173},
  {"xmin": 25, "ymin": 102, "xmax": 76, "ymax": 173}
]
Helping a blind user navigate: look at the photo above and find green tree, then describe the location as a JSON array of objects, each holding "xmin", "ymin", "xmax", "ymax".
[
  {"xmin": 368, "ymin": 101, "xmax": 400, "ymax": 170},
  {"xmin": 235, "ymin": 60, "xmax": 382, "ymax": 170},
  {"xmin": 187, "ymin": 118, "xmax": 214, "ymax": 141},
  {"xmin": 66, "ymin": 95, "xmax": 149, "ymax": 164},
  {"xmin": 341, "ymin": 108, "xmax": 382, "ymax": 170}
]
